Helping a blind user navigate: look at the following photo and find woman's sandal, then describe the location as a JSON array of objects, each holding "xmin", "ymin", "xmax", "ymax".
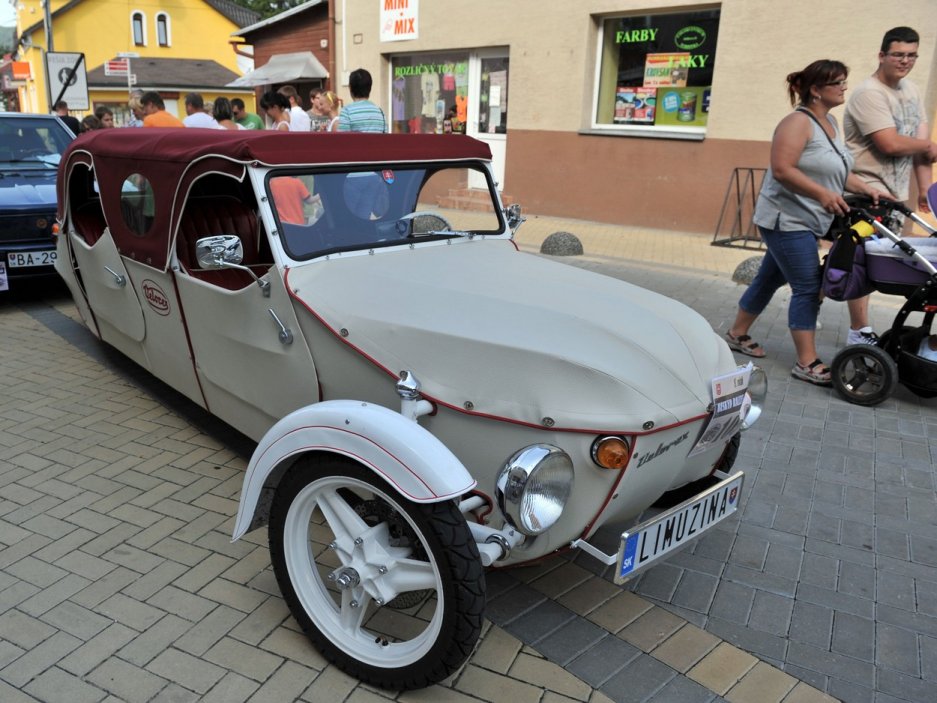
[
  {"xmin": 791, "ymin": 359, "xmax": 832, "ymax": 386},
  {"xmin": 725, "ymin": 331, "xmax": 766, "ymax": 358}
]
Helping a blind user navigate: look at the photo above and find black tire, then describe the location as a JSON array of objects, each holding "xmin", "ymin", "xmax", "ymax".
[
  {"xmin": 831, "ymin": 344, "xmax": 899, "ymax": 406},
  {"xmin": 268, "ymin": 455, "xmax": 485, "ymax": 690}
]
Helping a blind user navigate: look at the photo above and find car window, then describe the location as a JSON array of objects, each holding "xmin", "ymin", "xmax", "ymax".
[
  {"xmin": 269, "ymin": 164, "xmax": 503, "ymax": 260},
  {"xmin": 0, "ymin": 117, "xmax": 72, "ymax": 168},
  {"xmin": 120, "ymin": 173, "xmax": 156, "ymax": 236}
]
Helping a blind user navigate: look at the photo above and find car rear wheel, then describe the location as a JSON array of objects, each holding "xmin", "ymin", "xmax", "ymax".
[
  {"xmin": 831, "ymin": 344, "xmax": 898, "ymax": 406},
  {"xmin": 269, "ymin": 455, "xmax": 485, "ymax": 690}
]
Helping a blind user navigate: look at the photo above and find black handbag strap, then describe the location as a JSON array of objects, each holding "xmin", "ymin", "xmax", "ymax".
[{"xmin": 796, "ymin": 107, "xmax": 849, "ymax": 179}]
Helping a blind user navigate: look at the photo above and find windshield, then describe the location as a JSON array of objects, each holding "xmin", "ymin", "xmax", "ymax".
[
  {"xmin": 0, "ymin": 117, "xmax": 72, "ymax": 169},
  {"xmin": 267, "ymin": 163, "xmax": 504, "ymax": 260}
]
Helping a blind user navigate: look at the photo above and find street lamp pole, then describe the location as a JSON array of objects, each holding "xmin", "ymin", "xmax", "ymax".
[{"xmin": 43, "ymin": 0, "xmax": 53, "ymax": 52}]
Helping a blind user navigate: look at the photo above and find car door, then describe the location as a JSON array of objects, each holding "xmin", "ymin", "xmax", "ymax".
[
  {"xmin": 173, "ymin": 269, "xmax": 319, "ymax": 441},
  {"xmin": 170, "ymin": 194, "xmax": 319, "ymax": 441},
  {"xmin": 68, "ymin": 226, "xmax": 147, "ymax": 352}
]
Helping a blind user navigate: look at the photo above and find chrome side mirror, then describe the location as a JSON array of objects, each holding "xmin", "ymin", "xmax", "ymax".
[
  {"xmin": 193, "ymin": 234, "xmax": 270, "ymax": 297},
  {"xmin": 504, "ymin": 203, "xmax": 525, "ymax": 233},
  {"xmin": 195, "ymin": 234, "xmax": 244, "ymax": 269}
]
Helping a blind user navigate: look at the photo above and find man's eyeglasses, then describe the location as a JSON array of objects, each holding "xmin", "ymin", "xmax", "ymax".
[
  {"xmin": 886, "ymin": 52, "xmax": 918, "ymax": 61},
  {"xmin": 825, "ymin": 79, "xmax": 848, "ymax": 88}
]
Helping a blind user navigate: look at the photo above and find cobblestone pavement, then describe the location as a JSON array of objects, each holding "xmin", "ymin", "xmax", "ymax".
[{"xmin": 2, "ymin": 213, "xmax": 935, "ymax": 702}]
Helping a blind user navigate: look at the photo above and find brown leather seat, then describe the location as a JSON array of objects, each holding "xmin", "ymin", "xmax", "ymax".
[
  {"xmin": 176, "ymin": 196, "xmax": 269, "ymax": 289},
  {"xmin": 70, "ymin": 202, "xmax": 108, "ymax": 246}
]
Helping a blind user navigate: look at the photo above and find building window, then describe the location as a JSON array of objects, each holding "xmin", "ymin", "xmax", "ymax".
[
  {"xmin": 389, "ymin": 52, "xmax": 469, "ymax": 134},
  {"xmin": 131, "ymin": 11, "xmax": 146, "ymax": 46},
  {"xmin": 156, "ymin": 13, "xmax": 171, "ymax": 47},
  {"xmin": 593, "ymin": 8, "xmax": 720, "ymax": 137}
]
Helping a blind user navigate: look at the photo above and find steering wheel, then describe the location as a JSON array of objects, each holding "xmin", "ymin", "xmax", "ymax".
[{"xmin": 397, "ymin": 211, "xmax": 453, "ymax": 237}]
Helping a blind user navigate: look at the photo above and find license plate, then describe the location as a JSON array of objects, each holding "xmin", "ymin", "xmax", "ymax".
[
  {"xmin": 615, "ymin": 471, "xmax": 744, "ymax": 583},
  {"xmin": 8, "ymin": 250, "xmax": 57, "ymax": 267}
]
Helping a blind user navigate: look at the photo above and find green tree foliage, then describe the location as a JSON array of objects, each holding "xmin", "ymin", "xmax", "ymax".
[{"xmin": 228, "ymin": 0, "xmax": 308, "ymax": 21}]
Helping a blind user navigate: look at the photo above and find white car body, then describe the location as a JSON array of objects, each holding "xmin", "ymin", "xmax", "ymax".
[{"xmin": 54, "ymin": 130, "xmax": 762, "ymax": 689}]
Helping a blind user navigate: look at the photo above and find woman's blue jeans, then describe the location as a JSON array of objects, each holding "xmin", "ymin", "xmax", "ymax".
[{"xmin": 739, "ymin": 226, "xmax": 821, "ymax": 330}]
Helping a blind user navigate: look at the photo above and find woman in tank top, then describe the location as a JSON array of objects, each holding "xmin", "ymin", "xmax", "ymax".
[{"xmin": 724, "ymin": 60, "xmax": 886, "ymax": 385}]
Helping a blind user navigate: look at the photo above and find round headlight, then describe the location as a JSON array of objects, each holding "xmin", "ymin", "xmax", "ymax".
[
  {"xmin": 495, "ymin": 445, "xmax": 574, "ymax": 536},
  {"xmin": 742, "ymin": 366, "xmax": 768, "ymax": 430}
]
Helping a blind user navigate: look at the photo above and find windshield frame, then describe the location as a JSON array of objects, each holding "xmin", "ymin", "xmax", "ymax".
[{"xmin": 262, "ymin": 159, "xmax": 507, "ymax": 262}]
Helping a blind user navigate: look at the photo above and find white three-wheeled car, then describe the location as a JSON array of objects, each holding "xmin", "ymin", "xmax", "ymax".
[{"xmin": 55, "ymin": 129, "xmax": 764, "ymax": 689}]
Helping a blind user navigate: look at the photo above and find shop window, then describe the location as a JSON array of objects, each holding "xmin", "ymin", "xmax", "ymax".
[
  {"xmin": 389, "ymin": 52, "xmax": 469, "ymax": 134},
  {"xmin": 156, "ymin": 13, "xmax": 171, "ymax": 47},
  {"xmin": 131, "ymin": 11, "xmax": 146, "ymax": 46},
  {"xmin": 594, "ymin": 8, "xmax": 720, "ymax": 138}
]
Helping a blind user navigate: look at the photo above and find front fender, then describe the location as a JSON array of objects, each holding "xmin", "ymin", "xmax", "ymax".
[{"xmin": 232, "ymin": 400, "xmax": 476, "ymax": 540}]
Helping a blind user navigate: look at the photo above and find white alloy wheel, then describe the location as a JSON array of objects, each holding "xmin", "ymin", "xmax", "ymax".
[{"xmin": 269, "ymin": 456, "xmax": 485, "ymax": 689}]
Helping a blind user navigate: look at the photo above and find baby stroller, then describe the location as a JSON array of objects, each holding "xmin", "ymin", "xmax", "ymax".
[{"xmin": 827, "ymin": 191, "xmax": 937, "ymax": 405}]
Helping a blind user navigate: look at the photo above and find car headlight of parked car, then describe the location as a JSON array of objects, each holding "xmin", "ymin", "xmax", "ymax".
[{"xmin": 496, "ymin": 444, "xmax": 574, "ymax": 536}]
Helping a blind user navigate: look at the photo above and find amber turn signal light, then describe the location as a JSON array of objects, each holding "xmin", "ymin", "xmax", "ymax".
[{"xmin": 591, "ymin": 436, "xmax": 632, "ymax": 470}]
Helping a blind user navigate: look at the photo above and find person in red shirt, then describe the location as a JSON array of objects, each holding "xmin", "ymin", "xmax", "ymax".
[{"xmin": 270, "ymin": 177, "xmax": 319, "ymax": 225}]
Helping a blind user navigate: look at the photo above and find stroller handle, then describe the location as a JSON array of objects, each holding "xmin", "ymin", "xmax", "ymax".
[{"xmin": 844, "ymin": 193, "xmax": 913, "ymax": 217}]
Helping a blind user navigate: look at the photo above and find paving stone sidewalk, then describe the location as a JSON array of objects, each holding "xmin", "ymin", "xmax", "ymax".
[{"xmin": 4, "ymin": 214, "xmax": 936, "ymax": 702}]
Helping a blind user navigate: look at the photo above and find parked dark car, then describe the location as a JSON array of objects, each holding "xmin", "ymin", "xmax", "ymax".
[{"xmin": 0, "ymin": 113, "xmax": 74, "ymax": 292}]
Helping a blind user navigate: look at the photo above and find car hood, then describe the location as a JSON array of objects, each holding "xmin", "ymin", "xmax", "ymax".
[
  {"xmin": 0, "ymin": 171, "xmax": 58, "ymax": 208},
  {"xmin": 290, "ymin": 240, "xmax": 737, "ymax": 431}
]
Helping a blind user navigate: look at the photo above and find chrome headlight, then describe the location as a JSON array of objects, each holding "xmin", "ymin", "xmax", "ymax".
[
  {"xmin": 742, "ymin": 366, "xmax": 767, "ymax": 430},
  {"xmin": 495, "ymin": 445, "xmax": 574, "ymax": 536}
]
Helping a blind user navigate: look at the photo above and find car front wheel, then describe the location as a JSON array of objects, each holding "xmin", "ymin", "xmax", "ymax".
[{"xmin": 269, "ymin": 456, "xmax": 485, "ymax": 690}]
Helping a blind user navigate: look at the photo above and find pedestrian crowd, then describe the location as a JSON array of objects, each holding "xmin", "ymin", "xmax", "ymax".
[{"xmin": 57, "ymin": 67, "xmax": 387, "ymax": 135}]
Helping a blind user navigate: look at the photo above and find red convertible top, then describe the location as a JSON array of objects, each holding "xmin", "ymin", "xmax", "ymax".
[
  {"xmin": 57, "ymin": 130, "xmax": 492, "ymax": 271},
  {"xmin": 61, "ymin": 129, "xmax": 492, "ymax": 170}
]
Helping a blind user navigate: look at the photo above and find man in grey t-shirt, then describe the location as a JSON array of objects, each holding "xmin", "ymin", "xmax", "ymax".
[{"xmin": 842, "ymin": 26, "xmax": 937, "ymax": 346}]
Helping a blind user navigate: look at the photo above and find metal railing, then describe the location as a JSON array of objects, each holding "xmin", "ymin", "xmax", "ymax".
[{"xmin": 712, "ymin": 167, "xmax": 766, "ymax": 249}]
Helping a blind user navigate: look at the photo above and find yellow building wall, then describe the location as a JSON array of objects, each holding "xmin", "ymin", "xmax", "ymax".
[{"xmin": 15, "ymin": 0, "xmax": 246, "ymax": 114}]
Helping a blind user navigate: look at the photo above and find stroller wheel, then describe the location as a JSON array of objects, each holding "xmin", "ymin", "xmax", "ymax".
[{"xmin": 831, "ymin": 345, "xmax": 898, "ymax": 406}]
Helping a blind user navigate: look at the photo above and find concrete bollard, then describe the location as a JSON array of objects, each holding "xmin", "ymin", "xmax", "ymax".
[
  {"xmin": 540, "ymin": 231, "xmax": 584, "ymax": 256},
  {"xmin": 732, "ymin": 256, "xmax": 763, "ymax": 285}
]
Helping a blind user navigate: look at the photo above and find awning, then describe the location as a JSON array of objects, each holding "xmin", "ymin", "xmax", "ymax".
[{"xmin": 226, "ymin": 51, "xmax": 329, "ymax": 88}]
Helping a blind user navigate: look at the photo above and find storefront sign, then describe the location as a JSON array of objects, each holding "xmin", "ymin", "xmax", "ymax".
[
  {"xmin": 394, "ymin": 61, "xmax": 467, "ymax": 78},
  {"xmin": 674, "ymin": 26, "xmax": 707, "ymax": 51},
  {"xmin": 12, "ymin": 62, "xmax": 31, "ymax": 80},
  {"xmin": 380, "ymin": 0, "xmax": 419, "ymax": 42},
  {"xmin": 616, "ymin": 28, "xmax": 658, "ymax": 43}
]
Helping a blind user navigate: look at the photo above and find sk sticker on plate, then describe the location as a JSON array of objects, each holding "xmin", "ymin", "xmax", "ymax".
[{"xmin": 382, "ymin": 169, "xmax": 395, "ymax": 184}]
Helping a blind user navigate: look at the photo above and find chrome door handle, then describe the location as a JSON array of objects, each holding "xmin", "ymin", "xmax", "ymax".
[
  {"xmin": 104, "ymin": 266, "xmax": 126, "ymax": 288},
  {"xmin": 268, "ymin": 309, "xmax": 293, "ymax": 345}
]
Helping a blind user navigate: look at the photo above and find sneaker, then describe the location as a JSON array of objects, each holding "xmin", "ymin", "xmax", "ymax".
[{"xmin": 846, "ymin": 326, "xmax": 879, "ymax": 345}]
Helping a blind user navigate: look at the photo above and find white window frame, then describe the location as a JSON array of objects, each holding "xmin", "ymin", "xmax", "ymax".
[
  {"xmin": 156, "ymin": 12, "xmax": 171, "ymax": 47},
  {"xmin": 131, "ymin": 10, "xmax": 147, "ymax": 47},
  {"xmin": 589, "ymin": 13, "xmax": 714, "ymax": 142}
]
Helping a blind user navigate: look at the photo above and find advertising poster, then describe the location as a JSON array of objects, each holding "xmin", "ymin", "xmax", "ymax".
[
  {"xmin": 614, "ymin": 87, "xmax": 656, "ymax": 124},
  {"xmin": 643, "ymin": 53, "xmax": 691, "ymax": 88},
  {"xmin": 655, "ymin": 86, "xmax": 710, "ymax": 127}
]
